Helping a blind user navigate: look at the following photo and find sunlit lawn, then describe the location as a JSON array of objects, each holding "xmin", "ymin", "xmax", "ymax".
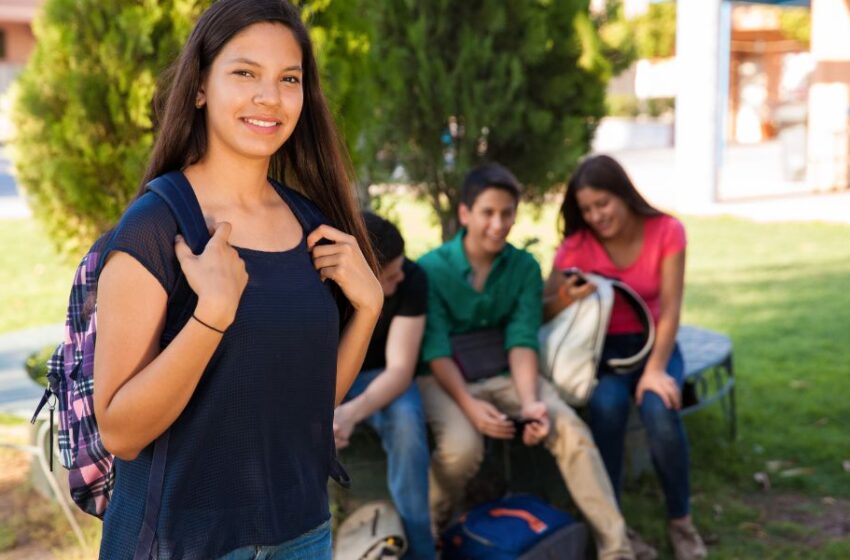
[
  {"xmin": 0, "ymin": 219, "xmax": 76, "ymax": 334},
  {"xmin": 1, "ymin": 196, "xmax": 849, "ymax": 558}
]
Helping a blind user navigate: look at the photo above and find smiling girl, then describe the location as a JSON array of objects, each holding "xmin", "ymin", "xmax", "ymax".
[
  {"xmin": 93, "ymin": 1, "xmax": 382, "ymax": 558},
  {"xmin": 543, "ymin": 155, "xmax": 706, "ymax": 560}
]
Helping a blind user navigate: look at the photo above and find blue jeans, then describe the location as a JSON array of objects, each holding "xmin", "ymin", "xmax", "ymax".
[
  {"xmin": 588, "ymin": 335, "xmax": 691, "ymax": 519},
  {"xmin": 344, "ymin": 369, "xmax": 435, "ymax": 560},
  {"xmin": 218, "ymin": 519, "xmax": 331, "ymax": 560}
]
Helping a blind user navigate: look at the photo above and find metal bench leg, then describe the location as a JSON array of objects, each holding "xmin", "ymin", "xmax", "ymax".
[
  {"xmin": 728, "ymin": 375, "xmax": 737, "ymax": 441},
  {"xmin": 724, "ymin": 357, "xmax": 737, "ymax": 440}
]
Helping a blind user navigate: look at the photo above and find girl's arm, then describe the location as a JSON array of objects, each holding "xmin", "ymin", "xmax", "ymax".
[
  {"xmin": 636, "ymin": 249, "xmax": 686, "ymax": 408},
  {"xmin": 94, "ymin": 224, "xmax": 248, "ymax": 460},
  {"xmin": 307, "ymin": 225, "xmax": 383, "ymax": 405}
]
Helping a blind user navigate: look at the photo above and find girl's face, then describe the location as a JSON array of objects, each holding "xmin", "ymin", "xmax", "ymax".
[
  {"xmin": 198, "ymin": 22, "xmax": 304, "ymax": 162},
  {"xmin": 575, "ymin": 186, "xmax": 633, "ymax": 240}
]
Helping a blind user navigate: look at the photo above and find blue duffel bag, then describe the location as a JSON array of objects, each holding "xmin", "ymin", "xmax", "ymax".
[{"xmin": 440, "ymin": 494, "xmax": 587, "ymax": 560}]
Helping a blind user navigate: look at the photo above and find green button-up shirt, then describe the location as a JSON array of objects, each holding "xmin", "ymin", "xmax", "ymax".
[{"xmin": 418, "ymin": 229, "xmax": 543, "ymax": 373}]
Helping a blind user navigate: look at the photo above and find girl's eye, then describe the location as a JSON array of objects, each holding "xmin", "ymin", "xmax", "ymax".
[
  {"xmin": 282, "ymin": 76, "xmax": 301, "ymax": 84},
  {"xmin": 234, "ymin": 70, "xmax": 253, "ymax": 78}
]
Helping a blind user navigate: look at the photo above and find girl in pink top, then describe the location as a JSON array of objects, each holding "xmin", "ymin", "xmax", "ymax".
[{"xmin": 543, "ymin": 155, "xmax": 706, "ymax": 560}]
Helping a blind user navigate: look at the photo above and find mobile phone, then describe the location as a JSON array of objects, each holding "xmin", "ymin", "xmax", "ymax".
[
  {"xmin": 511, "ymin": 417, "xmax": 541, "ymax": 431},
  {"xmin": 562, "ymin": 267, "xmax": 588, "ymax": 286}
]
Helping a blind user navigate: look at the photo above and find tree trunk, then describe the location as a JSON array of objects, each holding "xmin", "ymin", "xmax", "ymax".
[{"xmin": 439, "ymin": 209, "xmax": 459, "ymax": 241}]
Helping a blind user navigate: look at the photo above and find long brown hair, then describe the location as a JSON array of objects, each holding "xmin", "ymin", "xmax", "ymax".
[
  {"xmin": 138, "ymin": 0, "xmax": 376, "ymax": 275},
  {"xmin": 559, "ymin": 154, "xmax": 663, "ymax": 238}
]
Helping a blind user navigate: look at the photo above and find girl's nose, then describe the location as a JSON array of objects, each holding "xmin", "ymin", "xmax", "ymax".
[{"xmin": 253, "ymin": 81, "xmax": 281, "ymax": 106}]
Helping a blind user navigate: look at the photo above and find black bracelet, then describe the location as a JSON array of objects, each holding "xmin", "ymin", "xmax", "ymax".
[{"xmin": 192, "ymin": 314, "xmax": 226, "ymax": 335}]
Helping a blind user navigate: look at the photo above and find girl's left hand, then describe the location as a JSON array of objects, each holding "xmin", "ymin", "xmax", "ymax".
[
  {"xmin": 307, "ymin": 225, "xmax": 383, "ymax": 316},
  {"xmin": 636, "ymin": 369, "xmax": 681, "ymax": 410}
]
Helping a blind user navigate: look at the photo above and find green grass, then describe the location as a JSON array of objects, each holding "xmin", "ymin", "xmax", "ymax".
[
  {"xmin": 0, "ymin": 219, "xmax": 76, "ymax": 334},
  {"xmin": 0, "ymin": 413, "xmax": 26, "ymax": 426},
  {"xmin": 2, "ymin": 201, "xmax": 850, "ymax": 558}
]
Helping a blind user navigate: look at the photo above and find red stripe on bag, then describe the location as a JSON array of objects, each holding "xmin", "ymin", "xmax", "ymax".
[{"xmin": 489, "ymin": 508, "xmax": 548, "ymax": 534}]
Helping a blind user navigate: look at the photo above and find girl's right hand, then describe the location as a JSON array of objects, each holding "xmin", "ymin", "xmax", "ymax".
[
  {"xmin": 636, "ymin": 368, "xmax": 682, "ymax": 410},
  {"xmin": 175, "ymin": 222, "xmax": 248, "ymax": 330}
]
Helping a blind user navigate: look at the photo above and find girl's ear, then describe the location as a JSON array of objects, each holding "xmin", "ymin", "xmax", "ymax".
[{"xmin": 195, "ymin": 88, "xmax": 206, "ymax": 108}]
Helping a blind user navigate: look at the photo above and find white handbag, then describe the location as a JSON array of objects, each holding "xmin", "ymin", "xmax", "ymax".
[
  {"xmin": 538, "ymin": 273, "xmax": 655, "ymax": 406},
  {"xmin": 334, "ymin": 500, "xmax": 407, "ymax": 560}
]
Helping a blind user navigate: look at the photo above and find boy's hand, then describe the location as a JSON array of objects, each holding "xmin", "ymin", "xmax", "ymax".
[
  {"xmin": 333, "ymin": 402, "xmax": 359, "ymax": 449},
  {"xmin": 463, "ymin": 397, "xmax": 515, "ymax": 439},
  {"xmin": 519, "ymin": 401, "xmax": 550, "ymax": 446}
]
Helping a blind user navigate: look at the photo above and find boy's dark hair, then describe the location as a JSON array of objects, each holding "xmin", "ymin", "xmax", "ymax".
[
  {"xmin": 362, "ymin": 211, "xmax": 405, "ymax": 267},
  {"xmin": 460, "ymin": 163, "xmax": 522, "ymax": 208}
]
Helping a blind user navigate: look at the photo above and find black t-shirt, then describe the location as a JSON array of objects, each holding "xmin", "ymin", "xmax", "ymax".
[
  {"xmin": 360, "ymin": 259, "xmax": 428, "ymax": 371},
  {"xmin": 98, "ymin": 190, "xmax": 339, "ymax": 560}
]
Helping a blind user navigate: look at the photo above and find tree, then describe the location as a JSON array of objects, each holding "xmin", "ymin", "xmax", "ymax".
[
  {"xmin": 631, "ymin": 1, "xmax": 676, "ymax": 60},
  {"xmin": 295, "ymin": 0, "xmax": 376, "ymax": 204},
  {"xmin": 368, "ymin": 0, "xmax": 612, "ymax": 239},
  {"xmin": 592, "ymin": 0, "xmax": 638, "ymax": 77},
  {"xmin": 779, "ymin": 7, "xmax": 810, "ymax": 48},
  {"xmin": 12, "ymin": 0, "xmax": 375, "ymax": 255},
  {"xmin": 11, "ymin": 0, "xmax": 208, "ymax": 255}
]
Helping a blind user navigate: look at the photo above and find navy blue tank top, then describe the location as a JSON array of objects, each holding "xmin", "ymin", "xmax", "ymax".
[{"xmin": 98, "ymin": 187, "xmax": 339, "ymax": 559}]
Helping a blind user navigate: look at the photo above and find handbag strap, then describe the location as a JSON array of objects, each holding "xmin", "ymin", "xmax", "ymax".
[{"xmin": 605, "ymin": 279, "xmax": 656, "ymax": 373}]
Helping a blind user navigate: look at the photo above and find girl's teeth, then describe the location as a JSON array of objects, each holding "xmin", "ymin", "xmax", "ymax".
[{"xmin": 246, "ymin": 119, "xmax": 277, "ymax": 127}]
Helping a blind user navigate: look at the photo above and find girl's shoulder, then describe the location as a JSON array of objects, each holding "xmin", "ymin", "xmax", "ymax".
[
  {"xmin": 269, "ymin": 180, "xmax": 330, "ymax": 230},
  {"xmin": 118, "ymin": 191, "xmax": 179, "ymax": 231},
  {"xmin": 103, "ymin": 192, "xmax": 180, "ymax": 292},
  {"xmin": 645, "ymin": 213, "xmax": 686, "ymax": 254},
  {"xmin": 647, "ymin": 213, "xmax": 684, "ymax": 230}
]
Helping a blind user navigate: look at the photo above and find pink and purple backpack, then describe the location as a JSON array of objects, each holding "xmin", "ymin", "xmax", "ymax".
[{"xmin": 30, "ymin": 172, "xmax": 211, "ymax": 518}]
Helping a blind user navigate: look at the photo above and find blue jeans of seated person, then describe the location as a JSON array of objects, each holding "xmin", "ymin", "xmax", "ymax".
[
  {"xmin": 343, "ymin": 368, "xmax": 435, "ymax": 560},
  {"xmin": 218, "ymin": 519, "xmax": 331, "ymax": 560},
  {"xmin": 588, "ymin": 334, "xmax": 691, "ymax": 519}
]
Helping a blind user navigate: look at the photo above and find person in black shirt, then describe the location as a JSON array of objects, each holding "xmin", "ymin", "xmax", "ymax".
[
  {"xmin": 93, "ymin": 2, "xmax": 382, "ymax": 559},
  {"xmin": 334, "ymin": 212, "xmax": 435, "ymax": 559}
]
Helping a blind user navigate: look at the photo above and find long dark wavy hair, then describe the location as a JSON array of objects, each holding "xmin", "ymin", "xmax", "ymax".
[
  {"xmin": 559, "ymin": 154, "xmax": 663, "ymax": 238},
  {"xmin": 136, "ymin": 0, "xmax": 376, "ymax": 276}
]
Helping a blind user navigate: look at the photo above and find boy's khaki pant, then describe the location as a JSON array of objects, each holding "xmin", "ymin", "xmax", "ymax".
[{"xmin": 418, "ymin": 375, "xmax": 633, "ymax": 560}]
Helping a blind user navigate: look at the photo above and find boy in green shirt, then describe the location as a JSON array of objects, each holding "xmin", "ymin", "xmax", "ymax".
[{"xmin": 417, "ymin": 163, "xmax": 632, "ymax": 560}]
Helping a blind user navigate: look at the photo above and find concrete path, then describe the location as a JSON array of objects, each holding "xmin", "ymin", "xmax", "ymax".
[
  {"xmin": 0, "ymin": 146, "xmax": 30, "ymax": 219},
  {"xmin": 0, "ymin": 324, "xmax": 62, "ymax": 418},
  {"xmin": 612, "ymin": 142, "xmax": 850, "ymax": 225}
]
